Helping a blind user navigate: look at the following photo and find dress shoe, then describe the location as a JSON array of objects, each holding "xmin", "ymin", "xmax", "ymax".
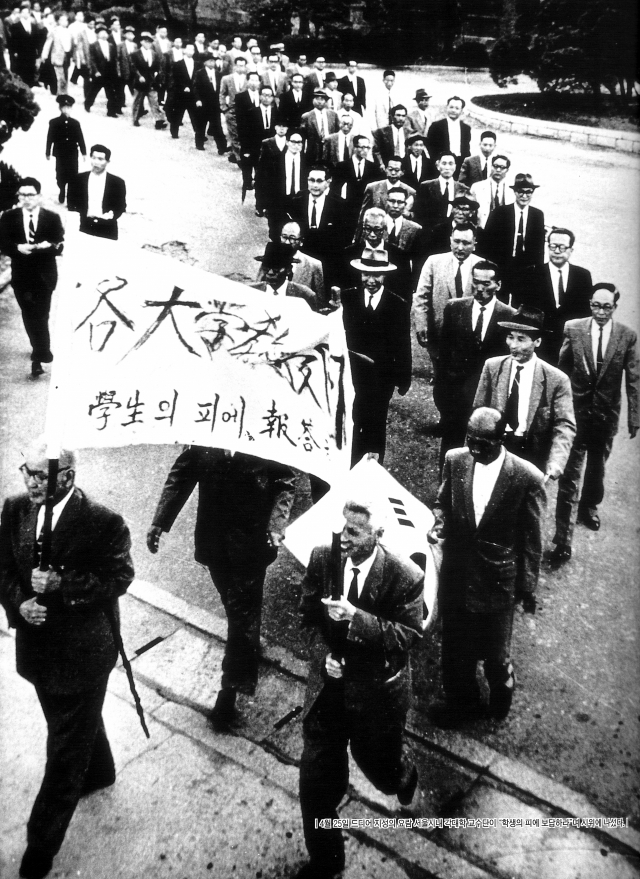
[
  {"xmin": 19, "ymin": 846, "xmax": 53, "ymax": 879},
  {"xmin": 81, "ymin": 770, "xmax": 116, "ymax": 796},
  {"xmin": 428, "ymin": 700, "xmax": 484, "ymax": 729},
  {"xmin": 228, "ymin": 154, "xmax": 238, "ymax": 164},
  {"xmin": 546, "ymin": 544, "xmax": 572, "ymax": 567},
  {"xmin": 31, "ymin": 362, "xmax": 44, "ymax": 378},
  {"xmin": 84, "ymin": 103, "xmax": 91, "ymax": 112},
  {"xmin": 58, "ymin": 188, "xmax": 65, "ymax": 203},
  {"xmin": 208, "ymin": 687, "xmax": 237, "ymax": 729},
  {"xmin": 578, "ymin": 507, "xmax": 600, "ymax": 531},
  {"xmin": 155, "ymin": 120, "xmax": 167, "ymax": 130},
  {"xmin": 106, "ymin": 112, "xmax": 118, "ymax": 118},
  {"xmin": 295, "ymin": 860, "xmax": 343, "ymax": 879},
  {"xmin": 196, "ymin": 145, "xmax": 205, "ymax": 150},
  {"xmin": 133, "ymin": 120, "xmax": 140, "ymax": 127},
  {"xmin": 488, "ymin": 688, "xmax": 513, "ymax": 721},
  {"xmin": 397, "ymin": 764, "xmax": 419, "ymax": 806}
]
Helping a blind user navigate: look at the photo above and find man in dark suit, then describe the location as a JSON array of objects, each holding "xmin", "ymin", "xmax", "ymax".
[
  {"xmin": 458, "ymin": 130, "xmax": 497, "ymax": 186},
  {"xmin": 261, "ymin": 128, "xmax": 306, "ymax": 236},
  {"xmin": 147, "ymin": 446, "xmax": 295, "ymax": 725},
  {"xmin": 290, "ymin": 163, "xmax": 344, "ymax": 278},
  {"xmin": 45, "ymin": 95, "xmax": 86, "ymax": 204},
  {"xmin": 0, "ymin": 177, "xmax": 64, "ymax": 378},
  {"xmin": 279, "ymin": 71, "xmax": 305, "ymax": 129},
  {"xmin": 256, "ymin": 222, "xmax": 326, "ymax": 307},
  {"xmin": 299, "ymin": 497, "xmax": 423, "ymax": 877},
  {"xmin": 549, "ymin": 284, "xmax": 639, "ymax": 565},
  {"xmin": 473, "ymin": 306, "xmax": 576, "ymax": 480},
  {"xmin": 302, "ymin": 89, "xmax": 340, "ymax": 163},
  {"xmin": 330, "ymin": 133, "xmax": 380, "ymax": 240},
  {"xmin": 372, "ymin": 104, "xmax": 409, "ymax": 172},
  {"xmin": 85, "ymin": 24, "xmax": 119, "ymax": 116},
  {"xmin": 194, "ymin": 51, "xmax": 227, "ymax": 153},
  {"xmin": 401, "ymin": 133, "xmax": 432, "ymax": 190},
  {"xmin": 0, "ymin": 441, "xmax": 134, "ymax": 879},
  {"xmin": 357, "ymin": 156, "xmax": 415, "ymax": 228},
  {"xmin": 483, "ymin": 173, "xmax": 546, "ymax": 303},
  {"xmin": 425, "ymin": 95, "xmax": 472, "ymax": 178},
  {"xmin": 342, "ymin": 248, "xmax": 412, "ymax": 463},
  {"xmin": 239, "ymin": 84, "xmax": 276, "ymax": 192},
  {"xmin": 68, "ymin": 144, "xmax": 126, "ymax": 240},
  {"xmin": 413, "ymin": 151, "xmax": 469, "ymax": 233},
  {"xmin": 437, "ymin": 260, "xmax": 516, "ymax": 465},
  {"xmin": 426, "ymin": 193, "xmax": 484, "ymax": 260},
  {"xmin": 520, "ymin": 227, "xmax": 592, "ymax": 364},
  {"xmin": 322, "ymin": 112, "xmax": 354, "ymax": 170},
  {"xmin": 337, "ymin": 59, "xmax": 366, "ymax": 113},
  {"xmin": 251, "ymin": 241, "xmax": 318, "ymax": 310},
  {"xmin": 130, "ymin": 31, "xmax": 167, "ymax": 129},
  {"xmin": 168, "ymin": 41, "xmax": 199, "ymax": 139},
  {"xmin": 9, "ymin": 4, "xmax": 41, "ymax": 85},
  {"xmin": 428, "ymin": 408, "xmax": 543, "ymax": 727}
]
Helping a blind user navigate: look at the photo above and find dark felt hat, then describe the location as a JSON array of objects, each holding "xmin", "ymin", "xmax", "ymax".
[
  {"xmin": 498, "ymin": 305, "xmax": 546, "ymax": 334},
  {"xmin": 510, "ymin": 173, "xmax": 540, "ymax": 191},
  {"xmin": 254, "ymin": 241, "xmax": 300, "ymax": 269}
]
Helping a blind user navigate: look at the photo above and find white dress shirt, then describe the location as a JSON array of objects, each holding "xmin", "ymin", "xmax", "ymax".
[
  {"xmin": 591, "ymin": 318, "xmax": 612, "ymax": 366},
  {"xmin": 87, "ymin": 171, "xmax": 107, "ymax": 217},
  {"xmin": 343, "ymin": 549, "xmax": 377, "ymax": 599},
  {"xmin": 507, "ymin": 354, "xmax": 537, "ymax": 436},
  {"xmin": 512, "ymin": 206, "xmax": 529, "ymax": 257},
  {"xmin": 274, "ymin": 133, "xmax": 286, "ymax": 151},
  {"xmin": 472, "ymin": 446, "xmax": 505, "ymax": 526},
  {"xmin": 271, "ymin": 280, "xmax": 288, "ymax": 296},
  {"xmin": 551, "ymin": 264, "xmax": 570, "ymax": 308},
  {"xmin": 411, "ymin": 154, "xmax": 423, "ymax": 179},
  {"xmin": 471, "ymin": 296, "xmax": 497, "ymax": 341},
  {"xmin": 100, "ymin": 40, "xmax": 110, "ymax": 59},
  {"xmin": 308, "ymin": 190, "xmax": 328, "ymax": 226},
  {"xmin": 314, "ymin": 108, "xmax": 328, "ymax": 137},
  {"xmin": 452, "ymin": 254, "xmax": 473, "ymax": 291},
  {"xmin": 364, "ymin": 285, "xmax": 384, "ymax": 311},
  {"xmin": 393, "ymin": 126, "xmax": 405, "ymax": 157},
  {"xmin": 22, "ymin": 207, "xmax": 40, "ymax": 241},
  {"xmin": 36, "ymin": 486, "xmax": 75, "ymax": 536},
  {"xmin": 284, "ymin": 152, "xmax": 301, "ymax": 193},
  {"xmin": 184, "ymin": 57, "xmax": 194, "ymax": 78},
  {"xmin": 446, "ymin": 119, "xmax": 461, "ymax": 156},
  {"xmin": 386, "ymin": 216, "xmax": 403, "ymax": 239}
]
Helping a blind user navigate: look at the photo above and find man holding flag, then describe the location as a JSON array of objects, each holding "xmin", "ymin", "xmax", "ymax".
[{"xmin": 0, "ymin": 440, "xmax": 134, "ymax": 879}]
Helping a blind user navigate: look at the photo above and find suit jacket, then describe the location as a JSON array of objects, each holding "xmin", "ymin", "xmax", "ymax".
[
  {"xmin": 404, "ymin": 107, "xmax": 433, "ymax": 139},
  {"xmin": 256, "ymin": 250, "xmax": 325, "ymax": 307},
  {"xmin": 250, "ymin": 279, "xmax": 318, "ymax": 312},
  {"xmin": 68, "ymin": 171, "xmax": 126, "ymax": 240},
  {"xmin": 521, "ymin": 263, "xmax": 593, "ymax": 363},
  {"xmin": 130, "ymin": 47, "xmax": 163, "ymax": 91},
  {"xmin": 302, "ymin": 108, "xmax": 340, "ymax": 162},
  {"xmin": 425, "ymin": 118, "xmax": 472, "ymax": 164},
  {"xmin": 279, "ymin": 88, "xmax": 305, "ymax": 128},
  {"xmin": 194, "ymin": 65, "xmax": 223, "ymax": 112},
  {"xmin": 372, "ymin": 87, "xmax": 400, "ymax": 130},
  {"xmin": 469, "ymin": 178, "xmax": 515, "ymax": 228},
  {"xmin": 259, "ymin": 147, "xmax": 306, "ymax": 216},
  {"xmin": 559, "ymin": 318, "xmax": 639, "ymax": 435},
  {"xmin": 322, "ymin": 132, "xmax": 353, "ymax": 168},
  {"xmin": 426, "ymin": 218, "xmax": 485, "ymax": 261},
  {"xmin": 261, "ymin": 69, "xmax": 287, "ymax": 100},
  {"xmin": 331, "ymin": 157, "xmax": 381, "ymax": 213},
  {"xmin": 372, "ymin": 125, "xmax": 408, "ymax": 171},
  {"xmin": 434, "ymin": 448, "xmax": 544, "ymax": 610},
  {"xmin": 357, "ymin": 179, "xmax": 416, "ymax": 226},
  {"xmin": 171, "ymin": 58, "xmax": 198, "ymax": 100},
  {"xmin": 299, "ymin": 543, "xmax": 423, "ymax": 719},
  {"xmin": 0, "ymin": 488, "xmax": 134, "ymax": 693},
  {"xmin": 458, "ymin": 154, "xmax": 491, "ymax": 187},
  {"xmin": 290, "ymin": 191, "xmax": 344, "ymax": 266},
  {"xmin": 337, "ymin": 74, "xmax": 366, "ymax": 112},
  {"xmin": 483, "ymin": 203, "xmax": 546, "ymax": 270},
  {"xmin": 413, "ymin": 252, "xmax": 482, "ymax": 358},
  {"xmin": 400, "ymin": 152, "xmax": 432, "ymax": 191},
  {"xmin": 239, "ymin": 105, "xmax": 276, "ymax": 154},
  {"xmin": 0, "ymin": 206, "xmax": 64, "ymax": 293},
  {"xmin": 413, "ymin": 178, "xmax": 469, "ymax": 231},
  {"xmin": 473, "ymin": 355, "xmax": 576, "ymax": 474},
  {"xmin": 89, "ymin": 39, "xmax": 118, "ymax": 79},
  {"xmin": 151, "ymin": 446, "xmax": 295, "ymax": 571},
  {"xmin": 219, "ymin": 72, "xmax": 246, "ymax": 112}
]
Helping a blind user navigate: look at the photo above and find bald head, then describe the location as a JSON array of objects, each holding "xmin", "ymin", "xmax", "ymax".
[{"xmin": 468, "ymin": 407, "xmax": 504, "ymax": 439}]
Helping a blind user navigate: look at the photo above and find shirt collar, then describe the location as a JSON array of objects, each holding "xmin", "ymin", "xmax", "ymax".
[
  {"xmin": 474, "ymin": 444, "xmax": 505, "ymax": 475},
  {"xmin": 344, "ymin": 547, "xmax": 377, "ymax": 591}
]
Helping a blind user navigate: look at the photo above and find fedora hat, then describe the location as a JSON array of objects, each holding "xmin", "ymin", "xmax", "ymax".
[
  {"xmin": 498, "ymin": 305, "xmax": 545, "ymax": 334},
  {"xmin": 350, "ymin": 247, "xmax": 396, "ymax": 273},
  {"xmin": 406, "ymin": 132, "xmax": 425, "ymax": 146},
  {"xmin": 510, "ymin": 173, "xmax": 540, "ymax": 191},
  {"xmin": 254, "ymin": 241, "xmax": 300, "ymax": 269},
  {"xmin": 414, "ymin": 88, "xmax": 431, "ymax": 100}
]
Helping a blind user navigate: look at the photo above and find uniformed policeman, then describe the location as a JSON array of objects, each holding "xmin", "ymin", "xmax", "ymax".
[{"xmin": 45, "ymin": 95, "xmax": 87, "ymax": 204}]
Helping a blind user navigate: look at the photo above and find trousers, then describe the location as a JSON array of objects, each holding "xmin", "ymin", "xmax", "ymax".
[{"xmin": 14, "ymin": 286, "xmax": 53, "ymax": 362}]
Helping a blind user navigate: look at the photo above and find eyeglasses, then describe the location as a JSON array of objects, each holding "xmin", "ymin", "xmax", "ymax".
[
  {"xmin": 288, "ymin": 138, "xmax": 303, "ymax": 144},
  {"xmin": 20, "ymin": 465, "xmax": 71, "ymax": 482},
  {"xmin": 281, "ymin": 234, "xmax": 300, "ymax": 243},
  {"xmin": 18, "ymin": 191, "xmax": 38, "ymax": 198},
  {"xmin": 308, "ymin": 176, "xmax": 327, "ymax": 183},
  {"xmin": 516, "ymin": 189, "xmax": 534, "ymax": 195},
  {"xmin": 492, "ymin": 164, "xmax": 508, "ymax": 170},
  {"xmin": 548, "ymin": 244, "xmax": 571, "ymax": 252},
  {"xmin": 363, "ymin": 225, "xmax": 384, "ymax": 234},
  {"xmin": 590, "ymin": 302, "xmax": 615, "ymax": 312},
  {"xmin": 387, "ymin": 198, "xmax": 406, "ymax": 206}
]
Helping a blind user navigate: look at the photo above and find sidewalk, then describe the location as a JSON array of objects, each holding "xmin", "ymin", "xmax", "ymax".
[{"xmin": 2, "ymin": 583, "xmax": 639, "ymax": 879}]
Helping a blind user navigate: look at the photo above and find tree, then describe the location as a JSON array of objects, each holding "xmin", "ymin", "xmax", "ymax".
[
  {"xmin": 489, "ymin": 0, "xmax": 638, "ymax": 106},
  {"xmin": 0, "ymin": 71, "xmax": 39, "ymax": 152}
]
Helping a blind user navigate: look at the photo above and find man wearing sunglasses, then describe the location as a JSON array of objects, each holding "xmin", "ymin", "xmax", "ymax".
[
  {"xmin": 549, "ymin": 284, "xmax": 639, "ymax": 565},
  {"xmin": 0, "ymin": 441, "xmax": 134, "ymax": 879}
]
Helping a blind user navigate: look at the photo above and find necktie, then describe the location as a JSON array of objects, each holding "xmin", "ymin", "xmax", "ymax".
[
  {"xmin": 558, "ymin": 270, "xmax": 565, "ymax": 303},
  {"xmin": 289, "ymin": 159, "xmax": 296, "ymax": 196},
  {"xmin": 475, "ymin": 305, "xmax": 486, "ymax": 340},
  {"xmin": 357, "ymin": 161, "xmax": 362, "ymax": 180},
  {"xmin": 310, "ymin": 198, "xmax": 317, "ymax": 228},
  {"xmin": 505, "ymin": 365, "xmax": 523, "ymax": 430},
  {"xmin": 319, "ymin": 112, "xmax": 325, "ymax": 137},
  {"xmin": 596, "ymin": 327, "xmax": 604, "ymax": 372},
  {"xmin": 493, "ymin": 184, "xmax": 501, "ymax": 211},
  {"xmin": 366, "ymin": 293, "xmax": 375, "ymax": 312},
  {"xmin": 454, "ymin": 263, "xmax": 463, "ymax": 298},
  {"xmin": 388, "ymin": 95, "xmax": 393, "ymax": 124},
  {"xmin": 347, "ymin": 567, "xmax": 360, "ymax": 604},
  {"xmin": 482, "ymin": 161, "xmax": 488, "ymax": 180},
  {"xmin": 28, "ymin": 214, "xmax": 35, "ymax": 243},
  {"xmin": 515, "ymin": 211, "xmax": 525, "ymax": 258},
  {"xmin": 342, "ymin": 139, "xmax": 348, "ymax": 163}
]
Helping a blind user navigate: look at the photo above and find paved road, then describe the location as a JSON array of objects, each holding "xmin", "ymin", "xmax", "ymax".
[{"xmin": 0, "ymin": 68, "xmax": 638, "ymax": 835}]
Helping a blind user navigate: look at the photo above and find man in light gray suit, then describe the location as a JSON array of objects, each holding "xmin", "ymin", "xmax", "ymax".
[
  {"xmin": 473, "ymin": 306, "xmax": 576, "ymax": 480},
  {"xmin": 219, "ymin": 55, "xmax": 247, "ymax": 163},
  {"xmin": 414, "ymin": 224, "xmax": 481, "ymax": 420},
  {"xmin": 549, "ymin": 284, "xmax": 639, "ymax": 564}
]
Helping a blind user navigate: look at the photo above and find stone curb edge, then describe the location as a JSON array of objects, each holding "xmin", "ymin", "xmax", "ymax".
[
  {"xmin": 128, "ymin": 579, "xmax": 640, "ymax": 857},
  {"xmin": 467, "ymin": 98, "xmax": 640, "ymax": 154}
]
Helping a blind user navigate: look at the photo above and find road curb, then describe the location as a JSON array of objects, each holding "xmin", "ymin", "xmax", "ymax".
[
  {"xmin": 467, "ymin": 98, "xmax": 640, "ymax": 155},
  {"xmin": 127, "ymin": 580, "xmax": 640, "ymax": 859}
]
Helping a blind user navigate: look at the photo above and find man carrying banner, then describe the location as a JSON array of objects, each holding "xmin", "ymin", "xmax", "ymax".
[
  {"xmin": 428, "ymin": 407, "xmax": 543, "ymax": 728},
  {"xmin": 297, "ymin": 497, "xmax": 424, "ymax": 879},
  {"xmin": 147, "ymin": 446, "xmax": 296, "ymax": 726},
  {"xmin": 0, "ymin": 440, "xmax": 134, "ymax": 879}
]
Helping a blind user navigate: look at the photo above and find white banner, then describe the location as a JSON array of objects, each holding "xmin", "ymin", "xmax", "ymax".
[
  {"xmin": 283, "ymin": 457, "xmax": 439, "ymax": 629},
  {"xmin": 45, "ymin": 233, "xmax": 353, "ymax": 484}
]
